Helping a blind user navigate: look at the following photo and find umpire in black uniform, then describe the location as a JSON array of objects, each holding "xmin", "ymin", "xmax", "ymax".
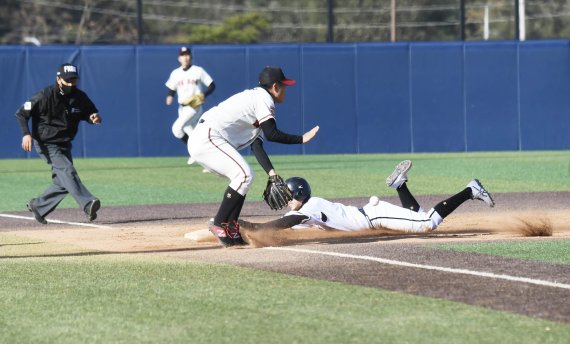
[{"xmin": 15, "ymin": 63, "xmax": 102, "ymax": 224}]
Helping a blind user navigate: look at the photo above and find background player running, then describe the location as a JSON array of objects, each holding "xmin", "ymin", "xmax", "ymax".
[
  {"xmin": 165, "ymin": 46, "xmax": 215, "ymax": 165},
  {"xmin": 188, "ymin": 66, "xmax": 319, "ymax": 247},
  {"xmin": 239, "ymin": 160, "xmax": 495, "ymax": 233}
]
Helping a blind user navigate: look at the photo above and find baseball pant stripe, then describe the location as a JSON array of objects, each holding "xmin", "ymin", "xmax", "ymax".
[{"xmin": 207, "ymin": 128, "xmax": 248, "ymax": 194}]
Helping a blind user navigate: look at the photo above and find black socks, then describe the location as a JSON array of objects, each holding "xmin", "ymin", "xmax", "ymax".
[
  {"xmin": 396, "ymin": 183, "xmax": 421, "ymax": 212},
  {"xmin": 433, "ymin": 188, "xmax": 472, "ymax": 219},
  {"xmin": 214, "ymin": 186, "xmax": 246, "ymax": 226}
]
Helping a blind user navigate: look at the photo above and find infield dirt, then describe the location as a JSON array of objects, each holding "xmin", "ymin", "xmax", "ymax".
[{"xmin": 2, "ymin": 192, "xmax": 569, "ymax": 253}]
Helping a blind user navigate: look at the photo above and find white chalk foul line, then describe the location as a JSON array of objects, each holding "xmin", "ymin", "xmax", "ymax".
[
  {"xmin": 0, "ymin": 213, "xmax": 114, "ymax": 229},
  {"xmin": 267, "ymin": 247, "xmax": 570, "ymax": 290}
]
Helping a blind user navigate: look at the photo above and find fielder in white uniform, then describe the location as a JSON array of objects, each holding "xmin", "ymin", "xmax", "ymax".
[
  {"xmin": 165, "ymin": 46, "xmax": 215, "ymax": 164},
  {"xmin": 188, "ymin": 66, "xmax": 320, "ymax": 247},
  {"xmin": 239, "ymin": 160, "xmax": 495, "ymax": 233}
]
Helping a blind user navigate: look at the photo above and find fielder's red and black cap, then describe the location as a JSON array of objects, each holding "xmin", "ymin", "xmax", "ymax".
[
  {"xmin": 178, "ymin": 46, "xmax": 191, "ymax": 56},
  {"xmin": 56, "ymin": 63, "xmax": 79, "ymax": 81},
  {"xmin": 259, "ymin": 66, "xmax": 296, "ymax": 87}
]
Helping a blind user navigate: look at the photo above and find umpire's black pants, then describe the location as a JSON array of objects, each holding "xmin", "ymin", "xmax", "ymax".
[{"xmin": 32, "ymin": 141, "xmax": 97, "ymax": 217}]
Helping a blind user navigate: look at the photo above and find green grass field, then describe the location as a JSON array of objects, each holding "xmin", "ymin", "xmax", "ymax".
[
  {"xmin": 0, "ymin": 150, "xmax": 568, "ymax": 211},
  {"xmin": 1, "ymin": 237, "xmax": 569, "ymax": 344},
  {"xmin": 1, "ymin": 151, "xmax": 569, "ymax": 342}
]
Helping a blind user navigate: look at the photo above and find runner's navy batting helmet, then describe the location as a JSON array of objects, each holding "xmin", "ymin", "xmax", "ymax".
[{"xmin": 285, "ymin": 177, "xmax": 311, "ymax": 204}]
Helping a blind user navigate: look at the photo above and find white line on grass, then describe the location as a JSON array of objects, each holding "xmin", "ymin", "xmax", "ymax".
[
  {"xmin": 267, "ymin": 247, "xmax": 570, "ymax": 290},
  {"xmin": 0, "ymin": 213, "xmax": 114, "ymax": 229}
]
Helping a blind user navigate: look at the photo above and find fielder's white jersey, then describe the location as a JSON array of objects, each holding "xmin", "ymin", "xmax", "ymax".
[
  {"xmin": 200, "ymin": 87, "xmax": 275, "ymax": 150},
  {"xmin": 285, "ymin": 197, "xmax": 370, "ymax": 231},
  {"xmin": 165, "ymin": 65, "xmax": 213, "ymax": 104}
]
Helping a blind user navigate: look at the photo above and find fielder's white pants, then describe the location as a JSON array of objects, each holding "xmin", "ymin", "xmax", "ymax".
[
  {"xmin": 172, "ymin": 105, "xmax": 203, "ymax": 139},
  {"xmin": 188, "ymin": 124, "xmax": 254, "ymax": 196},
  {"xmin": 363, "ymin": 201, "xmax": 443, "ymax": 233}
]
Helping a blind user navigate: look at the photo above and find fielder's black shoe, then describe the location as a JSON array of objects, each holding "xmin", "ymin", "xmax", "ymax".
[
  {"xmin": 232, "ymin": 236, "xmax": 248, "ymax": 246},
  {"xmin": 208, "ymin": 222, "xmax": 235, "ymax": 247},
  {"xmin": 85, "ymin": 199, "xmax": 101, "ymax": 222},
  {"xmin": 227, "ymin": 221, "xmax": 248, "ymax": 246},
  {"xmin": 27, "ymin": 198, "xmax": 47, "ymax": 225}
]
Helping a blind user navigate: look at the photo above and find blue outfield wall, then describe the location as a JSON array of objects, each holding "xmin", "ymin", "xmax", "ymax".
[{"xmin": 1, "ymin": 40, "xmax": 569, "ymax": 159}]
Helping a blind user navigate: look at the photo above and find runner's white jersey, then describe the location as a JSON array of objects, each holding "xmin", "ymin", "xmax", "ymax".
[
  {"xmin": 165, "ymin": 65, "xmax": 213, "ymax": 104},
  {"xmin": 200, "ymin": 87, "xmax": 275, "ymax": 150},
  {"xmin": 285, "ymin": 197, "xmax": 370, "ymax": 231},
  {"xmin": 286, "ymin": 196, "xmax": 441, "ymax": 233}
]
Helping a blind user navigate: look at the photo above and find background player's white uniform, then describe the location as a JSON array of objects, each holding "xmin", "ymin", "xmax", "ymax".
[
  {"xmin": 165, "ymin": 65, "xmax": 213, "ymax": 139},
  {"xmin": 188, "ymin": 87, "xmax": 275, "ymax": 195},
  {"xmin": 286, "ymin": 197, "xmax": 442, "ymax": 233}
]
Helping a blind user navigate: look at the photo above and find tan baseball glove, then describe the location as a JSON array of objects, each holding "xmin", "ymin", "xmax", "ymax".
[{"xmin": 181, "ymin": 93, "xmax": 205, "ymax": 109}]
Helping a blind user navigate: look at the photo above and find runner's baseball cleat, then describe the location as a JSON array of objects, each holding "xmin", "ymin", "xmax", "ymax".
[
  {"xmin": 386, "ymin": 160, "xmax": 412, "ymax": 189},
  {"xmin": 467, "ymin": 179, "xmax": 495, "ymax": 207}
]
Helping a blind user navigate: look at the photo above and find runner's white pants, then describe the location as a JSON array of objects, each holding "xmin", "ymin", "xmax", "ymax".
[{"xmin": 363, "ymin": 201, "xmax": 443, "ymax": 232}]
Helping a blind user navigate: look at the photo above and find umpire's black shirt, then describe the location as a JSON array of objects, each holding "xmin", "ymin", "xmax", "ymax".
[{"xmin": 15, "ymin": 84, "xmax": 98, "ymax": 144}]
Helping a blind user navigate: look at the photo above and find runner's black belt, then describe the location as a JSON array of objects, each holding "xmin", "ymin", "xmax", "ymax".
[{"xmin": 358, "ymin": 207, "xmax": 373, "ymax": 228}]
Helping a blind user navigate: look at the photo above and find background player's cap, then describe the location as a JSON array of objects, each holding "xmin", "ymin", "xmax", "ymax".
[
  {"xmin": 178, "ymin": 46, "xmax": 191, "ymax": 56},
  {"xmin": 259, "ymin": 66, "xmax": 296, "ymax": 86},
  {"xmin": 56, "ymin": 63, "xmax": 79, "ymax": 81}
]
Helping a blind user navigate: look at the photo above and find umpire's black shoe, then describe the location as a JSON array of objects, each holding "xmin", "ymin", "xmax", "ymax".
[
  {"xmin": 27, "ymin": 198, "xmax": 47, "ymax": 225},
  {"xmin": 85, "ymin": 199, "xmax": 101, "ymax": 222}
]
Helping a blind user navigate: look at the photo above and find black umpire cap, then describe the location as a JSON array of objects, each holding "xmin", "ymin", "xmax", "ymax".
[
  {"xmin": 57, "ymin": 63, "xmax": 79, "ymax": 81},
  {"xmin": 259, "ymin": 66, "xmax": 296, "ymax": 87}
]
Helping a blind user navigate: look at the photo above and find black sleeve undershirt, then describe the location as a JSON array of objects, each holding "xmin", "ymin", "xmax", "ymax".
[
  {"xmin": 244, "ymin": 215, "xmax": 309, "ymax": 230},
  {"xmin": 204, "ymin": 82, "xmax": 215, "ymax": 97},
  {"xmin": 250, "ymin": 137, "xmax": 273, "ymax": 173},
  {"xmin": 260, "ymin": 118, "xmax": 303, "ymax": 144}
]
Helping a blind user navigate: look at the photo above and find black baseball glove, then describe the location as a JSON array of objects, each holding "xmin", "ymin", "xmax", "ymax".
[{"xmin": 262, "ymin": 175, "xmax": 293, "ymax": 210}]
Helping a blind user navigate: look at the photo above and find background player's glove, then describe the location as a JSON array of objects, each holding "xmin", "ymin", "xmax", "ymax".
[
  {"xmin": 263, "ymin": 175, "xmax": 293, "ymax": 210},
  {"xmin": 181, "ymin": 93, "xmax": 205, "ymax": 109}
]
